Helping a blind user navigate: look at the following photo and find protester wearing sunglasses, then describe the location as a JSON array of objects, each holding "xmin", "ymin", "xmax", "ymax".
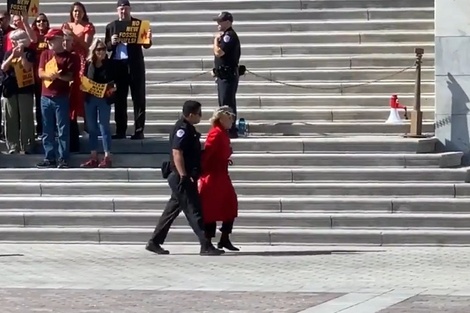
[{"xmin": 31, "ymin": 13, "xmax": 50, "ymax": 138}]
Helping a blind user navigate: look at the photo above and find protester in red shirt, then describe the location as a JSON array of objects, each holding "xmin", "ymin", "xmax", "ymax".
[
  {"xmin": 0, "ymin": 11, "xmax": 15, "ymax": 138},
  {"xmin": 30, "ymin": 13, "xmax": 50, "ymax": 137},
  {"xmin": 36, "ymin": 29, "xmax": 75, "ymax": 169},
  {"xmin": 198, "ymin": 106, "xmax": 239, "ymax": 251},
  {"xmin": 62, "ymin": 2, "xmax": 95, "ymax": 143},
  {"xmin": 0, "ymin": 11, "xmax": 15, "ymax": 54},
  {"xmin": 63, "ymin": 29, "xmax": 82, "ymax": 153}
]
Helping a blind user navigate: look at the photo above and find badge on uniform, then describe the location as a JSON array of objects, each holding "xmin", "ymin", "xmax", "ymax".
[
  {"xmin": 176, "ymin": 129, "xmax": 185, "ymax": 137},
  {"xmin": 223, "ymin": 35, "xmax": 230, "ymax": 43}
]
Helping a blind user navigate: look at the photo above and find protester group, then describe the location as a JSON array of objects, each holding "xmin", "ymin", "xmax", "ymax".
[{"xmin": 0, "ymin": 0, "xmax": 151, "ymax": 168}]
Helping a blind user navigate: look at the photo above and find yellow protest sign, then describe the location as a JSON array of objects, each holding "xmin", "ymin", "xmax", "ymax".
[
  {"xmin": 7, "ymin": 0, "xmax": 39, "ymax": 17},
  {"xmin": 80, "ymin": 76, "xmax": 107, "ymax": 98},
  {"xmin": 43, "ymin": 57, "xmax": 58, "ymax": 88},
  {"xmin": 11, "ymin": 57, "xmax": 35, "ymax": 88},
  {"xmin": 116, "ymin": 20, "xmax": 151, "ymax": 45}
]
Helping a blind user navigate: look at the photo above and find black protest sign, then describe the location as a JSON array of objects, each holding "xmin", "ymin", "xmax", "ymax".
[
  {"xmin": 115, "ymin": 20, "xmax": 151, "ymax": 45},
  {"xmin": 7, "ymin": 0, "xmax": 39, "ymax": 17}
]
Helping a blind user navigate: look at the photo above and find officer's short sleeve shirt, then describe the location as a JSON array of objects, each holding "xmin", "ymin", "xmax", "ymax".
[
  {"xmin": 172, "ymin": 121, "xmax": 190, "ymax": 150},
  {"xmin": 219, "ymin": 29, "xmax": 237, "ymax": 53}
]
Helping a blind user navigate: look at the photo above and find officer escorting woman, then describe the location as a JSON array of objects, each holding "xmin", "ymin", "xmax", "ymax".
[
  {"xmin": 146, "ymin": 100, "xmax": 225, "ymax": 256},
  {"xmin": 212, "ymin": 11, "xmax": 241, "ymax": 139}
]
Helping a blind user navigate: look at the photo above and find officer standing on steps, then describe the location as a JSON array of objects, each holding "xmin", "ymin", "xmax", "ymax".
[
  {"xmin": 213, "ymin": 11, "xmax": 241, "ymax": 139},
  {"xmin": 146, "ymin": 100, "xmax": 225, "ymax": 256}
]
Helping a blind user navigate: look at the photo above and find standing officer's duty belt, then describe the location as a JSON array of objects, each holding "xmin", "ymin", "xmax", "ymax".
[{"xmin": 213, "ymin": 65, "xmax": 246, "ymax": 79}]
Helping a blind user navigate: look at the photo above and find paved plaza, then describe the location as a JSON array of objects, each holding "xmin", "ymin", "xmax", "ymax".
[{"xmin": 0, "ymin": 244, "xmax": 469, "ymax": 312}]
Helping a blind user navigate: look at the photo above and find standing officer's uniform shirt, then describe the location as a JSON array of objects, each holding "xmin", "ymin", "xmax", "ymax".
[
  {"xmin": 170, "ymin": 118, "xmax": 202, "ymax": 178},
  {"xmin": 214, "ymin": 27, "xmax": 241, "ymax": 70}
]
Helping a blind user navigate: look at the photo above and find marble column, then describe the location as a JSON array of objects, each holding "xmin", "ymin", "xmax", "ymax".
[{"xmin": 435, "ymin": 0, "xmax": 470, "ymax": 164}]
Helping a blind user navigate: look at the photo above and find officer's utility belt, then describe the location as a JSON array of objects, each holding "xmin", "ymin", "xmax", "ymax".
[
  {"xmin": 213, "ymin": 65, "xmax": 246, "ymax": 80},
  {"xmin": 160, "ymin": 161, "xmax": 200, "ymax": 180}
]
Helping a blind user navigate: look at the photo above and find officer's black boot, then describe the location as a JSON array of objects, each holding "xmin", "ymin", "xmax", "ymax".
[
  {"xmin": 145, "ymin": 241, "xmax": 170, "ymax": 255},
  {"xmin": 218, "ymin": 232, "xmax": 239, "ymax": 251},
  {"xmin": 200, "ymin": 239, "xmax": 225, "ymax": 256}
]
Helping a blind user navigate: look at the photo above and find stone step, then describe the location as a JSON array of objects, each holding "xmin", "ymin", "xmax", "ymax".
[
  {"xmin": 0, "ymin": 168, "xmax": 465, "ymax": 182},
  {"xmin": 48, "ymin": 20, "xmax": 434, "ymax": 33},
  {"xmin": 0, "ymin": 181, "xmax": 468, "ymax": 197},
  {"xmin": 172, "ymin": 31, "xmax": 434, "ymax": 45},
  {"xmin": 76, "ymin": 121, "xmax": 436, "ymax": 137},
  {"xmin": 39, "ymin": 0, "xmax": 434, "ymax": 10},
  {"xmin": 42, "ymin": 8, "xmax": 435, "ymax": 24},
  {"xmin": 25, "ymin": 107, "xmax": 433, "ymax": 122},
  {"xmin": 108, "ymin": 108, "xmax": 434, "ymax": 123},
  {"xmin": 87, "ymin": 31, "xmax": 434, "ymax": 45},
  {"xmin": 0, "ymin": 152, "xmax": 459, "ymax": 168},
  {"xmin": 144, "ymin": 81, "xmax": 435, "ymax": 95},
  {"xmin": 145, "ymin": 42, "xmax": 434, "ymax": 57},
  {"xmin": 11, "ymin": 107, "xmax": 433, "ymax": 123},
  {"xmin": 1, "ymin": 136, "xmax": 438, "ymax": 154},
  {"xmin": 143, "ymin": 68, "xmax": 435, "ymax": 82},
  {"xmin": 0, "ymin": 196, "xmax": 468, "ymax": 213},
  {"xmin": 1, "ymin": 211, "xmax": 469, "ymax": 229},
  {"xmin": 127, "ymin": 94, "xmax": 436, "ymax": 108},
  {"xmin": 13, "ymin": 94, "xmax": 434, "ymax": 108},
  {"xmin": 143, "ymin": 54, "xmax": 435, "ymax": 70},
  {"xmin": 0, "ymin": 227, "xmax": 467, "ymax": 246}
]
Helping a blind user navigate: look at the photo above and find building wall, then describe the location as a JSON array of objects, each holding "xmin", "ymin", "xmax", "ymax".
[{"xmin": 435, "ymin": 0, "xmax": 470, "ymax": 163}]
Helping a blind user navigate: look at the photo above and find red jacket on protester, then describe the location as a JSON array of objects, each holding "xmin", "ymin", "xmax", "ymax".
[{"xmin": 198, "ymin": 124, "xmax": 238, "ymax": 223}]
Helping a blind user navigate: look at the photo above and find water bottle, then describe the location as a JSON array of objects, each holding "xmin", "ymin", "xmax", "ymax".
[{"xmin": 237, "ymin": 118, "xmax": 247, "ymax": 137}]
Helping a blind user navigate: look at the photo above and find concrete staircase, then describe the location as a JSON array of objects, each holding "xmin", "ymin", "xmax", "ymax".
[
  {"xmin": 38, "ymin": 0, "xmax": 438, "ymax": 136},
  {"xmin": 2, "ymin": 0, "xmax": 469, "ymax": 246}
]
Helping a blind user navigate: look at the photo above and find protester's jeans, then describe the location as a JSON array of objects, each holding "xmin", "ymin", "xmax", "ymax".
[
  {"xmin": 85, "ymin": 95, "xmax": 111, "ymax": 152},
  {"xmin": 41, "ymin": 95, "xmax": 70, "ymax": 161}
]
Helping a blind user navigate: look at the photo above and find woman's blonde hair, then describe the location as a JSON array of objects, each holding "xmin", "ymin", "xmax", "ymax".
[
  {"xmin": 87, "ymin": 38, "xmax": 106, "ymax": 62},
  {"xmin": 209, "ymin": 106, "xmax": 235, "ymax": 126},
  {"xmin": 9, "ymin": 29, "xmax": 31, "ymax": 48}
]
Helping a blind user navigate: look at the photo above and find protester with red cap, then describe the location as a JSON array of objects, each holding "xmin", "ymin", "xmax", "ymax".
[{"xmin": 36, "ymin": 28, "xmax": 77, "ymax": 169}]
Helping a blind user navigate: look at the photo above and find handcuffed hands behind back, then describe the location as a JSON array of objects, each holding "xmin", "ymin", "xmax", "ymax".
[{"xmin": 178, "ymin": 175, "xmax": 193, "ymax": 192}]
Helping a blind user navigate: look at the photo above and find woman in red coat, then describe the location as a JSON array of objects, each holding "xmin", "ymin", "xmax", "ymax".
[{"xmin": 199, "ymin": 106, "xmax": 239, "ymax": 251}]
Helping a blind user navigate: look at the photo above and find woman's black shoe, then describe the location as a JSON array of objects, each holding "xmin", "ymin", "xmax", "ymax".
[{"xmin": 217, "ymin": 239, "xmax": 240, "ymax": 251}]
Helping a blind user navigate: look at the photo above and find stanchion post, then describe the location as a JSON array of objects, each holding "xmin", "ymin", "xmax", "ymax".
[{"xmin": 405, "ymin": 47, "xmax": 427, "ymax": 138}]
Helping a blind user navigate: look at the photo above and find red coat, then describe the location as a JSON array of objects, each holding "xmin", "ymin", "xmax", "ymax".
[
  {"xmin": 63, "ymin": 22, "xmax": 96, "ymax": 120},
  {"xmin": 198, "ymin": 124, "xmax": 238, "ymax": 223}
]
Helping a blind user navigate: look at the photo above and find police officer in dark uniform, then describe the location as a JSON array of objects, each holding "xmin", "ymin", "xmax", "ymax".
[
  {"xmin": 212, "ymin": 11, "xmax": 241, "ymax": 138},
  {"xmin": 146, "ymin": 100, "xmax": 224, "ymax": 256}
]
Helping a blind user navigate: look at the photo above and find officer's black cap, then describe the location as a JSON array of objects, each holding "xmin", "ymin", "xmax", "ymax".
[
  {"xmin": 117, "ymin": 0, "xmax": 130, "ymax": 7},
  {"xmin": 182, "ymin": 100, "xmax": 202, "ymax": 117},
  {"xmin": 213, "ymin": 11, "xmax": 233, "ymax": 22}
]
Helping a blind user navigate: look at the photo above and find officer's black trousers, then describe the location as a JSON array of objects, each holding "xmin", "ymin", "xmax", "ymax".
[
  {"xmin": 204, "ymin": 220, "xmax": 234, "ymax": 238},
  {"xmin": 113, "ymin": 60, "xmax": 146, "ymax": 136},
  {"xmin": 217, "ymin": 75, "xmax": 239, "ymax": 132},
  {"xmin": 150, "ymin": 172, "xmax": 208, "ymax": 246}
]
